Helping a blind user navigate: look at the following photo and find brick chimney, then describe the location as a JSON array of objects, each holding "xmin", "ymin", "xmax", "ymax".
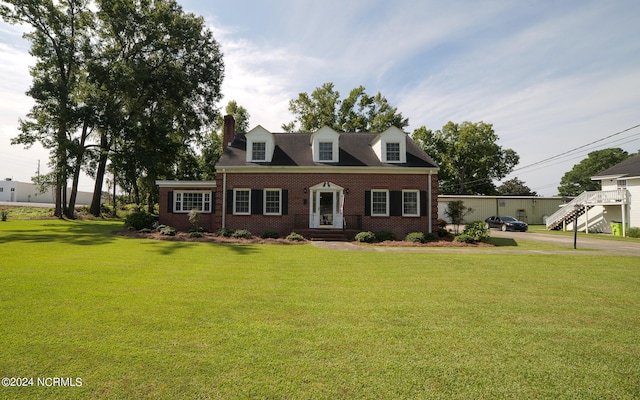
[{"xmin": 223, "ymin": 114, "xmax": 235, "ymax": 148}]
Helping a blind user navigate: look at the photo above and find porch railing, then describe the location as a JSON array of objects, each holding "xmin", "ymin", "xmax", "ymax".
[{"xmin": 294, "ymin": 214, "xmax": 362, "ymax": 231}]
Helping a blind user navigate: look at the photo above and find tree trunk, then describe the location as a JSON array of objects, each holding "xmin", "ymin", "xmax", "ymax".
[
  {"xmin": 90, "ymin": 132, "xmax": 110, "ymax": 217},
  {"xmin": 65, "ymin": 120, "xmax": 90, "ymax": 219}
]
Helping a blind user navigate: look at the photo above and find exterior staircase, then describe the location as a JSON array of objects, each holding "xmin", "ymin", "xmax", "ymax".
[
  {"xmin": 546, "ymin": 189, "xmax": 629, "ymax": 230},
  {"xmin": 298, "ymin": 229, "xmax": 359, "ymax": 241}
]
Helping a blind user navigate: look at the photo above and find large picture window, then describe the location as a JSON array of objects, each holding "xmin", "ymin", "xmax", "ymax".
[
  {"xmin": 402, "ymin": 190, "xmax": 419, "ymax": 216},
  {"xmin": 233, "ymin": 189, "xmax": 250, "ymax": 215},
  {"xmin": 264, "ymin": 189, "xmax": 282, "ymax": 215},
  {"xmin": 371, "ymin": 190, "xmax": 389, "ymax": 216},
  {"xmin": 174, "ymin": 191, "xmax": 212, "ymax": 213}
]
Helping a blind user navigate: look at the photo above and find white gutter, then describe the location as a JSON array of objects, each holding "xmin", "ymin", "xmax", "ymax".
[
  {"xmin": 221, "ymin": 169, "xmax": 227, "ymax": 228},
  {"xmin": 428, "ymin": 174, "xmax": 433, "ymax": 233}
]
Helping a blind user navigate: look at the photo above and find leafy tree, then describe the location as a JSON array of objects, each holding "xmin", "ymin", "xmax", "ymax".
[
  {"xmin": 557, "ymin": 148, "xmax": 630, "ymax": 196},
  {"xmin": 90, "ymin": 0, "xmax": 224, "ymax": 212},
  {"xmin": 444, "ymin": 200, "xmax": 474, "ymax": 234},
  {"xmin": 1, "ymin": 0, "xmax": 93, "ymax": 218},
  {"xmin": 413, "ymin": 122, "xmax": 519, "ymax": 195},
  {"xmin": 282, "ymin": 82, "xmax": 408, "ymax": 132},
  {"xmin": 496, "ymin": 178, "xmax": 537, "ymax": 196}
]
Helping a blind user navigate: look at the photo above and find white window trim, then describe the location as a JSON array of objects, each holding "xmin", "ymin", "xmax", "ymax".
[
  {"xmin": 173, "ymin": 190, "xmax": 212, "ymax": 213},
  {"xmin": 251, "ymin": 141, "xmax": 267, "ymax": 162},
  {"xmin": 263, "ymin": 188, "xmax": 282, "ymax": 216},
  {"xmin": 318, "ymin": 141, "xmax": 334, "ymax": 161},
  {"xmin": 402, "ymin": 190, "xmax": 420, "ymax": 217},
  {"xmin": 371, "ymin": 189, "xmax": 389, "ymax": 217},
  {"xmin": 386, "ymin": 142, "xmax": 401, "ymax": 162},
  {"xmin": 233, "ymin": 188, "xmax": 251, "ymax": 215}
]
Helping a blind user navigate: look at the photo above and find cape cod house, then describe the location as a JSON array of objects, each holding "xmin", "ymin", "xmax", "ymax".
[
  {"xmin": 545, "ymin": 153, "xmax": 640, "ymax": 236},
  {"xmin": 157, "ymin": 115, "xmax": 439, "ymax": 239}
]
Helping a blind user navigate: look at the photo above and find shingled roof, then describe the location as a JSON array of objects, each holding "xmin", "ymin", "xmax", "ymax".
[
  {"xmin": 216, "ymin": 132, "xmax": 438, "ymax": 169},
  {"xmin": 592, "ymin": 153, "xmax": 640, "ymax": 179}
]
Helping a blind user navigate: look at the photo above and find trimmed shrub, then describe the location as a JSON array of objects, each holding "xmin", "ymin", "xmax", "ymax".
[
  {"xmin": 286, "ymin": 232, "xmax": 305, "ymax": 241},
  {"xmin": 437, "ymin": 218, "xmax": 449, "ymax": 237},
  {"xmin": 375, "ymin": 231, "xmax": 397, "ymax": 242},
  {"xmin": 1, "ymin": 209, "xmax": 8, "ymax": 221},
  {"xmin": 188, "ymin": 231, "xmax": 203, "ymax": 238},
  {"xmin": 159, "ymin": 226, "xmax": 177, "ymax": 236},
  {"xmin": 627, "ymin": 227, "xmax": 640, "ymax": 238},
  {"xmin": 404, "ymin": 232, "xmax": 426, "ymax": 243},
  {"xmin": 454, "ymin": 234, "xmax": 475, "ymax": 243},
  {"xmin": 124, "ymin": 211, "xmax": 155, "ymax": 231},
  {"xmin": 423, "ymin": 232, "xmax": 439, "ymax": 242},
  {"xmin": 261, "ymin": 231, "xmax": 280, "ymax": 239},
  {"xmin": 463, "ymin": 221, "xmax": 490, "ymax": 242},
  {"xmin": 355, "ymin": 231, "xmax": 376, "ymax": 243},
  {"xmin": 231, "ymin": 229, "xmax": 253, "ymax": 239},
  {"xmin": 216, "ymin": 227, "xmax": 234, "ymax": 237}
]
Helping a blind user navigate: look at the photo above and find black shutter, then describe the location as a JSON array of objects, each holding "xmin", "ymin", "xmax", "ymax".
[
  {"xmin": 211, "ymin": 192, "xmax": 216, "ymax": 214},
  {"xmin": 282, "ymin": 190, "xmax": 288, "ymax": 215},
  {"xmin": 251, "ymin": 189, "xmax": 263, "ymax": 215},
  {"xmin": 420, "ymin": 191, "xmax": 427, "ymax": 216},
  {"xmin": 167, "ymin": 191, "xmax": 174, "ymax": 212},
  {"xmin": 364, "ymin": 191, "xmax": 371, "ymax": 216},
  {"xmin": 226, "ymin": 190, "xmax": 233, "ymax": 214},
  {"xmin": 390, "ymin": 191, "xmax": 402, "ymax": 216}
]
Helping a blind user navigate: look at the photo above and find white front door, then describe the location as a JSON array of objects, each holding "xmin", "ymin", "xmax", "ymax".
[
  {"xmin": 309, "ymin": 185, "xmax": 344, "ymax": 229},
  {"xmin": 319, "ymin": 191, "xmax": 334, "ymax": 227}
]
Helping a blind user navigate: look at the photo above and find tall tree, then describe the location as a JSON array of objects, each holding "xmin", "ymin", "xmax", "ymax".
[
  {"xmin": 90, "ymin": 0, "xmax": 224, "ymax": 212},
  {"xmin": 496, "ymin": 178, "xmax": 537, "ymax": 196},
  {"xmin": 414, "ymin": 121, "xmax": 519, "ymax": 195},
  {"xmin": 1, "ymin": 0, "xmax": 93, "ymax": 218},
  {"xmin": 282, "ymin": 82, "xmax": 408, "ymax": 132},
  {"xmin": 557, "ymin": 148, "xmax": 630, "ymax": 196}
]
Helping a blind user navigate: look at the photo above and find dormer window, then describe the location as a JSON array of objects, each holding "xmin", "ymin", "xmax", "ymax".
[
  {"xmin": 386, "ymin": 143, "xmax": 400, "ymax": 162},
  {"xmin": 252, "ymin": 142, "xmax": 266, "ymax": 161},
  {"xmin": 245, "ymin": 126, "xmax": 275, "ymax": 163},
  {"xmin": 319, "ymin": 142, "xmax": 333, "ymax": 161},
  {"xmin": 311, "ymin": 126, "xmax": 340, "ymax": 163}
]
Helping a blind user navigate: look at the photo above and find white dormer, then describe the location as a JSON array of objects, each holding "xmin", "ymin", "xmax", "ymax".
[
  {"xmin": 245, "ymin": 125, "xmax": 275, "ymax": 163},
  {"xmin": 372, "ymin": 126, "xmax": 407, "ymax": 163},
  {"xmin": 311, "ymin": 126, "xmax": 340, "ymax": 163}
]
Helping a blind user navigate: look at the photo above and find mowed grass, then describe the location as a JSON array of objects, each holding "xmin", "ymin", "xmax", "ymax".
[{"xmin": 0, "ymin": 221, "xmax": 639, "ymax": 399}]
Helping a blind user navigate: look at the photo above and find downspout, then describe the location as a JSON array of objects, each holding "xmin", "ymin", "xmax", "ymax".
[
  {"xmin": 222, "ymin": 169, "xmax": 227, "ymax": 229},
  {"xmin": 428, "ymin": 173, "xmax": 433, "ymax": 233}
]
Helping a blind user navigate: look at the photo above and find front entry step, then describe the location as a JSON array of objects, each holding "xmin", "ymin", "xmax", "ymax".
[{"xmin": 298, "ymin": 229, "xmax": 357, "ymax": 241}]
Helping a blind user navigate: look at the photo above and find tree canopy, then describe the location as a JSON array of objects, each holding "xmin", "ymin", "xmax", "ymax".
[
  {"xmin": 557, "ymin": 148, "xmax": 630, "ymax": 196},
  {"xmin": 282, "ymin": 83, "xmax": 409, "ymax": 132},
  {"xmin": 413, "ymin": 121, "xmax": 519, "ymax": 195},
  {"xmin": 2, "ymin": 0, "xmax": 225, "ymax": 216},
  {"xmin": 496, "ymin": 178, "xmax": 537, "ymax": 196}
]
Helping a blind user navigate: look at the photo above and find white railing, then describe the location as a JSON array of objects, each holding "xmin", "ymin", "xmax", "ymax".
[{"xmin": 545, "ymin": 189, "xmax": 628, "ymax": 230}]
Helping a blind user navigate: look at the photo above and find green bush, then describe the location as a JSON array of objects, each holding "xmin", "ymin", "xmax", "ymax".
[
  {"xmin": 463, "ymin": 221, "xmax": 490, "ymax": 242},
  {"xmin": 437, "ymin": 218, "xmax": 449, "ymax": 237},
  {"xmin": 231, "ymin": 229, "xmax": 253, "ymax": 239},
  {"xmin": 355, "ymin": 231, "xmax": 376, "ymax": 243},
  {"xmin": 423, "ymin": 232, "xmax": 439, "ymax": 242},
  {"xmin": 404, "ymin": 232, "xmax": 426, "ymax": 243},
  {"xmin": 188, "ymin": 231, "xmax": 203, "ymax": 238},
  {"xmin": 216, "ymin": 227, "xmax": 235, "ymax": 237},
  {"xmin": 1, "ymin": 209, "xmax": 8, "ymax": 221},
  {"xmin": 286, "ymin": 232, "xmax": 305, "ymax": 242},
  {"xmin": 374, "ymin": 231, "xmax": 396, "ymax": 242},
  {"xmin": 124, "ymin": 211, "xmax": 156, "ymax": 231},
  {"xmin": 159, "ymin": 226, "xmax": 177, "ymax": 236},
  {"xmin": 139, "ymin": 228, "xmax": 152, "ymax": 233},
  {"xmin": 454, "ymin": 234, "xmax": 475, "ymax": 243},
  {"xmin": 261, "ymin": 231, "xmax": 280, "ymax": 239},
  {"xmin": 627, "ymin": 227, "xmax": 640, "ymax": 238}
]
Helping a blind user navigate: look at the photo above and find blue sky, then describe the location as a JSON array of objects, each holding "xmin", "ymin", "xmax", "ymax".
[{"xmin": 1, "ymin": 0, "xmax": 640, "ymax": 195}]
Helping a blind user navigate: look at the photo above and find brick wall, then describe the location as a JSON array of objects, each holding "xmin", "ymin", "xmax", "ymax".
[
  {"xmin": 213, "ymin": 172, "xmax": 438, "ymax": 238},
  {"xmin": 158, "ymin": 186, "xmax": 217, "ymax": 232}
]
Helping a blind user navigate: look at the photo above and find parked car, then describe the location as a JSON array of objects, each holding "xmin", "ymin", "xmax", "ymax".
[{"xmin": 484, "ymin": 216, "xmax": 528, "ymax": 232}]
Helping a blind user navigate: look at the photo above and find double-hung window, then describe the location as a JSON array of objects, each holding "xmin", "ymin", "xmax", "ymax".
[
  {"xmin": 233, "ymin": 189, "xmax": 250, "ymax": 215},
  {"xmin": 402, "ymin": 190, "xmax": 419, "ymax": 216},
  {"xmin": 386, "ymin": 142, "xmax": 400, "ymax": 162},
  {"xmin": 319, "ymin": 142, "xmax": 333, "ymax": 161},
  {"xmin": 252, "ymin": 142, "xmax": 266, "ymax": 161},
  {"xmin": 174, "ymin": 191, "xmax": 211, "ymax": 213},
  {"xmin": 371, "ymin": 190, "xmax": 389, "ymax": 216},
  {"xmin": 264, "ymin": 189, "xmax": 282, "ymax": 215}
]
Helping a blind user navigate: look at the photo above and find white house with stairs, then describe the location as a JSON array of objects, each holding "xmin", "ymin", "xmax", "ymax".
[{"xmin": 546, "ymin": 154, "xmax": 640, "ymax": 236}]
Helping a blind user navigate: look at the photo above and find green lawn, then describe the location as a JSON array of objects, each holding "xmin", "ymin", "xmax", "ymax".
[{"xmin": 1, "ymin": 220, "xmax": 639, "ymax": 399}]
